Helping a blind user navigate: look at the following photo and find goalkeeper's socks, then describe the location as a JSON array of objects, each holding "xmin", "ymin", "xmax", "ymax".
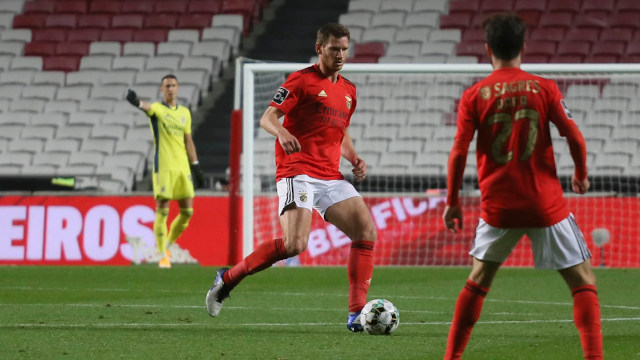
[
  {"xmin": 154, "ymin": 208, "xmax": 169, "ymax": 254},
  {"xmin": 443, "ymin": 279, "xmax": 489, "ymax": 360},
  {"xmin": 223, "ymin": 238, "xmax": 287, "ymax": 288},
  {"xmin": 168, "ymin": 208, "xmax": 193, "ymax": 244},
  {"xmin": 347, "ymin": 240, "xmax": 374, "ymax": 313},
  {"xmin": 572, "ymin": 285, "xmax": 603, "ymax": 360}
]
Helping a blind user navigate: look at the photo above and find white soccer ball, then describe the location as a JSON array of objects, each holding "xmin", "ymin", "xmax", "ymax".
[{"xmin": 360, "ymin": 299, "xmax": 400, "ymax": 335}]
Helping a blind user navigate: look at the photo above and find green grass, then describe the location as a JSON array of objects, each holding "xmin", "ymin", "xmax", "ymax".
[{"xmin": 0, "ymin": 266, "xmax": 638, "ymax": 360}]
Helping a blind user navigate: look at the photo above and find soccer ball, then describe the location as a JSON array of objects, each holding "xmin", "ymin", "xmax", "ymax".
[{"xmin": 360, "ymin": 299, "xmax": 400, "ymax": 335}]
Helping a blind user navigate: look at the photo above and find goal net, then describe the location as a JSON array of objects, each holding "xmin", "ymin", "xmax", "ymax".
[{"xmin": 238, "ymin": 62, "xmax": 640, "ymax": 268}]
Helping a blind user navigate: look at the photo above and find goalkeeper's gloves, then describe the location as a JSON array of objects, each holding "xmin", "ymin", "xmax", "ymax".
[
  {"xmin": 126, "ymin": 89, "xmax": 140, "ymax": 107},
  {"xmin": 190, "ymin": 162, "xmax": 205, "ymax": 189}
]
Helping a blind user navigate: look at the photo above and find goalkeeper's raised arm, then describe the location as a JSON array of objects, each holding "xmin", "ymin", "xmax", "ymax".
[{"xmin": 126, "ymin": 89, "xmax": 151, "ymax": 112}]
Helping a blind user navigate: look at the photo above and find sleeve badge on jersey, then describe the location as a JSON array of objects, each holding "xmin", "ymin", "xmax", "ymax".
[
  {"xmin": 560, "ymin": 99, "xmax": 574, "ymax": 119},
  {"xmin": 272, "ymin": 87, "xmax": 289, "ymax": 105}
]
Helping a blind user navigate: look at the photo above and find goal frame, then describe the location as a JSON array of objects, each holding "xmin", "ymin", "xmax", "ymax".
[{"xmin": 237, "ymin": 62, "xmax": 640, "ymax": 258}]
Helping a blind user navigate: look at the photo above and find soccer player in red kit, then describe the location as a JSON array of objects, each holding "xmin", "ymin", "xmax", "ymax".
[
  {"xmin": 442, "ymin": 13, "xmax": 603, "ymax": 360},
  {"xmin": 206, "ymin": 23, "xmax": 377, "ymax": 332}
]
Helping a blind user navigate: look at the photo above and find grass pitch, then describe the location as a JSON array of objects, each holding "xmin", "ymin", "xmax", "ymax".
[{"xmin": 0, "ymin": 266, "xmax": 638, "ymax": 359}]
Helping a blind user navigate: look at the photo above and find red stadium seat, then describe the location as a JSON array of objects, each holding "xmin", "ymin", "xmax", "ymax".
[
  {"xmin": 513, "ymin": 0, "xmax": 546, "ymax": 14},
  {"xmin": 67, "ymin": 29, "xmax": 102, "ymax": 43},
  {"xmin": 564, "ymin": 28, "xmax": 600, "ymax": 43},
  {"xmin": 144, "ymin": 14, "xmax": 179, "ymax": 30},
  {"xmin": 44, "ymin": 56, "xmax": 80, "ymax": 72},
  {"xmin": 522, "ymin": 54, "xmax": 550, "ymax": 63},
  {"xmin": 550, "ymin": 55, "xmax": 584, "ymax": 63},
  {"xmin": 439, "ymin": 13, "xmax": 472, "ymax": 32},
  {"xmin": 581, "ymin": 0, "xmax": 615, "ymax": 16},
  {"xmin": 23, "ymin": 1, "xmax": 55, "ymax": 14},
  {"xmin": 607, "ymin": 14, "xmax": 640, "ymax": 31},
  {"xmin": 133, "ymin": 29, "xmax": 168, "ymax": 43},
  {"xmin": 77, "ymin": 14, "xmax": 111, "ymax": 29},
  {"xmin": 55, "ymin": 1, "xmax": 88, "ymax": 14},
  {"xmin": 461, "ymin": 29, "xmax": 485, "ymax": 42},
  {"xmin": 525, "ymin": 41, "xmax": 557, "ymax": 61},
  {"xmin": 354, "ymin": 42, "xmax": 385, "ymax": 58},
  {"xmin": 89, "ymin": 1, "xmax": 121, "ymax": 15},
  {"xmin": 516, "ymin": 11, "xmax": 541, "ymax": 28},
  {"xmin": 32, "ymin": 29, "xmax": 68, "ymax": 42},
  {"xmin": 45, "ymin": 14, "xmax": 77, "ymax": 29},
  {"xmin": 221, "ymin": 0, "xmax": 258, "ymax": 31},
  {"xmin": 176, "ymin": 14, "xmax": 213, "ymax": 30},
  {"xmin": 120, "ymin": 1, "xmax": 155, "ymax": 15},
  {"xmin": 448, "ymin": 0, "xmax": 480, "ymax": 15},
  {"xmin": 619, "ymin": 55, "xmax": 640, "ymax": 63},
  {"xmin": 557, "ymin": 41, "xmax": 591, "ymax": 61},
  {"xmin": 455, "ymin": 41, "xmax": 486, "ymax": 61},
  {"xmin": 584, "ymin": 54, "xmax": 618, "ymax": 63},
  {"xmin": 529, "ymin": 28, "xmax": 564, "ymax": 42},
  {"xmin": 24, "ymin": 42, "xmax": 57, "ymax": 57},
  {"xmin": 575, "ymin": 15, "xmax": 608, "ymax": 31},
  {"xmin": 590, "ymin": 41, "xmax": 625, "ymax": 60},
  {"xmin": 625, "ymin": 41, "xmax": 640, "ymax": 57},
  {"xmin": 188, "ymin": 0, "xmax": 223, "ymax": 16},
  {"xmin": 155, "ymin": 1, "xmax": 188, "ymax": 15},
  {"xmin": 100, "ymin": 29, "xmax": 135, "ymax": 43},
  {"xmin": 538, "ymin": 12, "xmax": 572, "ymax": 30},
  {"xmin": 617, "ymin": 0, "xmax": 640, "ymax": 15},
  {"xmin": 56, "ymin": 42, "xmax": 89, "ymax": 57},
  {"xmin": 111, "ymin": 14, "xmax": 145, "ymax": 30},
  {"xmin": 547, "ymin": 0, "xmax": 581, "ymax": 14},
  {"xmin": 12, "ymin": 14, "xmax": 48, "ymax": 29},
  {"xmin": 480, "ymin": 0, "xmax": 513, "ymax": 13},
  {"xmin": 600, "ymin": 29, "xmax": 633, "ymax": 43}
]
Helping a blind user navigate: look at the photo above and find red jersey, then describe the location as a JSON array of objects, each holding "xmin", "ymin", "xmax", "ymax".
[
  {"xmin": 269, "ymin": 64, "xmax": 357, "ymax": 181},
  {"xmin": 447, "ymin": 67, "xmax": 588, "ymax": 228}
]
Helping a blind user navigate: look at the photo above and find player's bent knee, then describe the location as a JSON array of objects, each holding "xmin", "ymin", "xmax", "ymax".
[{"xmin": 283, "ymin": 237, "xmax": 308, "ymax": 256}]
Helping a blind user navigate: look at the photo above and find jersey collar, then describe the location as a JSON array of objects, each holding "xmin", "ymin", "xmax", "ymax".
[{"xmin": 161, "ymin": 101, "xmax": 179, "ymax": 110}]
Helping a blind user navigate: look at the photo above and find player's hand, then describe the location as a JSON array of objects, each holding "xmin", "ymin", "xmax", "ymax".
[
  {"xmin": 126, "ymin": 89, "xmax": 140, "ymax": 107},
  {"xmin": 571, "ymin": 174, "xmax": 590, "ymax": 194},
  {"xmin": 351, "ymin": 157, "xmax": 367, "ymax": 182},
  {"xmin": 442, "ymin": 205, "xmax": 463, "ymax": 233},
  {"xmin": 277, "ymin": 128, "xmax": 301, "ymax": 155},
  {"xmin": 190, "ymin": 162, "xmax": 205, "ymax": 189}
]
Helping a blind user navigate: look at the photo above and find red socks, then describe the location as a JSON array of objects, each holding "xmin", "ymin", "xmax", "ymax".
[
  {"xmin": 348, "ymin": 240, "xmax": 374, "ymax": 313},
  {"xmin": 444, "ymin": 279, "xmax": 489, "ymax": 360},
  {"xmin": 223, "ymin": 238, "xmax": 287, "ymax": 288},
  {"xmin": 572, "ymin": 285, "xmax": 603, "ymax": 360}
]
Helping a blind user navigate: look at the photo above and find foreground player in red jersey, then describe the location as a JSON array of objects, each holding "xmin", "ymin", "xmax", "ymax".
[
  {"xmin": 442, "ymin": 13, "xmax": 603, "ymax": 360},
  {"xmin": 206, "ymin": 23, "xmax": 377, "ymax": 332}
]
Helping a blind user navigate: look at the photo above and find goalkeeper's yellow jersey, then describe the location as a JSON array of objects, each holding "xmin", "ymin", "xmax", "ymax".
[{"xmin": 146, "ymin": 102, "xmax": 192, "ymax": 173}]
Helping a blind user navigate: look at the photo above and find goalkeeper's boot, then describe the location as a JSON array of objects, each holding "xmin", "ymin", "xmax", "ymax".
[
  {"xmin": 158, "ymin": 250, "xmax": 171, "ymax": 269},
  {"xmin": 347, "ymin": 310, "xmax": 363, "ymax": 333},
  {"xmin": 206, "ymin": 267, "xmax": 231, "ymax": 317}
]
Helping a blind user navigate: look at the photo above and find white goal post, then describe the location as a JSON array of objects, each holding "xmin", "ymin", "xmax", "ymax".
[{"xmin": 236, "ymin": 61, "xmax": 640, "ymax": 267}]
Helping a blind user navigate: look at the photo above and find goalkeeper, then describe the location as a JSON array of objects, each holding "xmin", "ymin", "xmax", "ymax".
[{"xmin": 126, "ymin": 74, "xmax": 204, "ymax": 269}]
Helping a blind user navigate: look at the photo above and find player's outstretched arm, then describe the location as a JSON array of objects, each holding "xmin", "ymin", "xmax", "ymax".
[
  {"xmin": 260, "ymin": 106, "xmax": 301, "ymax": 155},
  {"xmin": 126, "ymin": 89, "xmax": 151, "ymax": 112}
]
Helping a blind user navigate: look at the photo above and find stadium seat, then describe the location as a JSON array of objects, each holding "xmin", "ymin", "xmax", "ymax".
[
  {"xmin": 24, "ymin": 41, "xmax": 57, "ymax": 57},
  {"xmin": 592, "ymin": 153, "xmax": 631, "ymax": 175},
  {"xmin": 133, "ymin": 29, "xmax": 168, "ymax": 43},
  {"xmin": 90, "ymin": 84, "xmax": 127, "ymax": 101},
  {"xmin": 120, "ymin": 1, "xmax": 155, "ymax": 15},
  {"xmin": 155, "ymin": 1, "xmax": 188, "ymax": 15},
  {"xmin": 56, "ymin": 85, "xmax": 92, "ymax": 102},
  {"xmin": 13, "ymin": 14, "xmax": 48, "ymax": 29},
  {"xmin": 582, "ymin": 0, "xmax": 615, "ymax": 17},
  {"xmin": 455, "ymin": 41, "xmax": 486, "ymax": 61},
  {"xmin": 9, "ymin": 138, "xmax": 45, "ymax": 154},
  {"xmin": 100, "ymin": 29, "xmax": 135, "ymax": 43},
  {"xmin": 449, "ymin": 0, "xmax": 481, "ymax": 15},
  {"xmin": 414, "ymin": 152, "xmax": 448, "ymax": 175},
  {"xmin": 396, "ymin": 27, "xmax": 430, "ymax": 44},
  {"xmin": 56, "ymin": 164, "xmax": 96, "ymax": 176},
  {"xmin": 81, "ymin": 138, "xmax": 116, "ymax": 155},
  {"xmin": 188, "ymin": 0, "xmax": 223, "ymax": 16},
  {"xmin": 429, "ymin": 30, "xmax": 462, "ymax": 44},
  {"xmin": 211, "ymin": 14, "xmax": 244, "ymax": 35},
  {"xmin": 43, "ymin": 55, "xmax": 80, "ymax": 72},
  {"xmin": 617, "ymin": 0, "xmax": 640, "ymax": 15},
  {"xmin": 22, "ymin": 84, "xmax": 57, "ymax": 101},
  {"xmin": 599, "ymin": 28, "xmax": 633, "ymax": 43},
  {"xmin": 31, "ymin": 113, "xmax": 67, "ymax": 127},
  {"xmin": 439, "ymin": 13, "xmax": 472, "ymax": 32},
  {"xmin": 0, "ymin": 69, "xmax": 35, "ymax": 85},
  {"xmin": 414, "ymin": 0, "xmax": 447, "ymax": 14},
  {"xmin": 44, "ymin": 99, "xmax": 78, "ymax": 114},
  {"xmin": 147, "ymin": 55, "xmax": 181, "ymax": 72},
  {"xmin": 79, "ymin": 99, "xmax": 116, "ymax": 113},
  {"xmin": 122, "ymin": 42, "xmax": 156, "ymax": 57},
  {"xmin": 46, "ymin": 14, "xmax": 77, "ymax": 29},
  {"xmin": 404, "ymin": 12, "xmax": 440, "ymax": 29},
  {"xmin": 79, "ymin": 55, "xmax": 113, "ymax": 71},
  {"xmin": 0, "ymin": 41, "xmax": 24, "ymax": 56},
  {"xmin": 68, "ymin": 28, "xmax": 102, "ymax": 43},
  {"xmin": 0, "ymin": 152, "xmax": 33, "ymax": 166},
  {"xmin": 57, "ymin": 42, "xmax": 89, "ymax": 57},
  {"xmin": 111, "ymin": 14, "xmax": 144, "ymax": 30},
  {"xmin": 144, "ymin": 14, "xmax": 179, "ymax": 30},
  {"xmin": 89, "ymin": 41, "xmax": 120, "ymax": 57},
  {"xmin": 68, "ymin": 111, "xmax": 103, "ymax": 126},
  {"xmin": 176, "ymin": 14, "xmax": 214, "ymax": 30},
  {"xmin": 1, "ymin": 28, "xmax": 32, "ymax": 42},
  {"xmin": 76, "ymin": 14, "xmax": 110, "ymax": 30},
  {"xmin": 529, "ymin": 28, "xmax": 564, "ymax": 42},
  {"xmin": 513, "ymin": 0, "xmax": 546, "ymax": 14},
  {"xmin": 33, "ymin": 151, "xmax": 71, "ymax": 168},
  {"xmin": 168, "ymin": 29, "xmax": 200, "ymax": 44},
  {"xmin": 19, "ymin": 124, "xmax": 55, "ymax": 140},
  {"xmin": 112, "ymin": 55, "xmax": 147, "ymax": 72},
  {"xmin": 606, "ymin": 14, "xmax": 640, "ymax": 31},
  {"xmin": 547, "ymin": 0, "xmax": 581, "ymax": 14},
  {"xmin": 354, "ymin": 42, "xmax": 385, "ymax": 58},
  {"xmin": 24, "ymin": 1, "xmax": 56, "ymax": 14},
  {"xmin": 589, "ymin": 42, "xmax": 625, "ymax": 63},
  {"xmin": 100, "ymin": 70, "xmax": 136, "ymax": 86},
  {"xmin": 538, "ymin": 12, "xmax": 572, "ymax": 30},
  {"xmin": 56, "ymin": 0, "xmax": 88, "ymax": 14},
  {"xmin": 66, "ymin": 70, "xmax": 103, "ymax": 86},
  {"xmin": 89, "ymin": 1, "xmax": 120, "ymax": 15},
  {"xmin": 556, "ymin": 41, "xmax": 590, "ymax": 62},
  {"xmin": 420, "ymin": 42, "xmax": 455, "ymax": 56},
  {"xmin": 338, "ymin": 12, "xmax": 372, "ymax": 32}
]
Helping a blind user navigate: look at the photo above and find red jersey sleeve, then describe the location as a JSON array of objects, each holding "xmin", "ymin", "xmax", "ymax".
[
  {"xmin": 547, "ymin": 83, "xmax": 588, "ymax": 180},
  {"xmin": 270, "ymin": 72, "xmax": 305, "ymax": 113},
  {"xmin": 447, "ymin": 88, "xmax": 476, "ymax": 206}
]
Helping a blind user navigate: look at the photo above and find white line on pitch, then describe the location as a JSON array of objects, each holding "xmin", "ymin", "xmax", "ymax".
[{"xmin": 1, "ymin": 317, "xmax": 639, "ymax": 329}]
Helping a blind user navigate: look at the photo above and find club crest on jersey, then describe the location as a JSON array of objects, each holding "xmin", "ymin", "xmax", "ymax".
[
  {"xmin": 299, "ymin": 192, "xmax": 307, "ymax": 202},
  {"xmin": 318, "ymin": 90, "xmax": 327, "ymax": 97},
  {"xmin": 181, "ymin": 117, "xmax": 186, "ymax": 123},
  {"xmin": 480, "ymin": 86, "xmax": 491, "ymax": 100},
  {"xmin": 345, "ymin": 95, "xmax": 352, "ymax": 110},
  {"xmin": 273, "ymin": 87, "xmax": 289, "ymax": 105}
]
